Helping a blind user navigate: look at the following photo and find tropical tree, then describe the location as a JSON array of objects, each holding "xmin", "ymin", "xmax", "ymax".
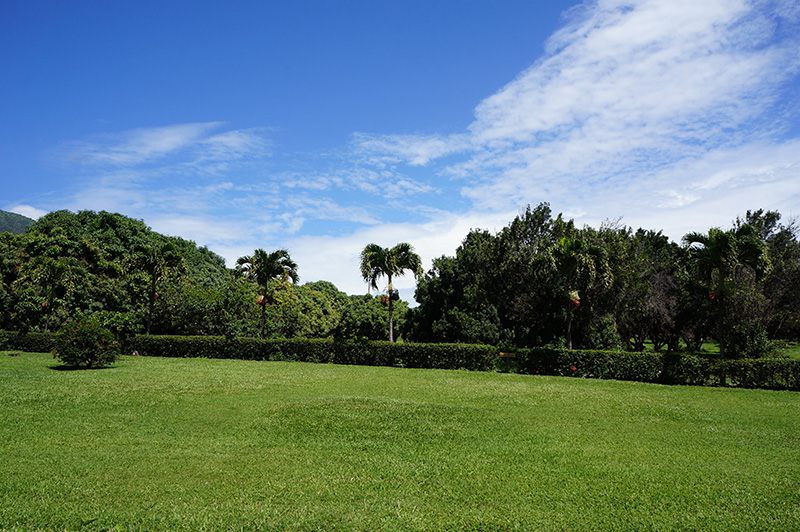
[
  {"xmin": 550, "ymin": 237, "xmax": 609, "ymax": 349},
  {"xmin": 14, "ymin": 256, "xmax": 82, "ymax": 332},
  {"xmin": 360, "ymin": 242, "xmax": 423, "ymax": 342},
  {"xmin": 235, "ymin": 249, "xmax": 299, "ymax": 339},
  {"xmin": 683, "ymin": 225, "xmax": 770, "ymax": 358},
  {"xmin": 127, "ymin": 240, "xmax": 185, "ymax": 335}
]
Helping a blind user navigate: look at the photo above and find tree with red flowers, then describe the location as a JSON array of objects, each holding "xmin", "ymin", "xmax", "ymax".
[
  {"xmin": 13, "ymin": 256, "xmax": 82, "ymax": 333},
  {"xmin": 236, "ymin": 248, "xmax": 299, "ymax": 339},
  {"xmin": 360, "ymin": 242, "xmax": 423, "ymax": 342},
  {"xmin": 551, "ymin": 237, "xmax": 609, "ymax": 350},
  {"xmin": 128, "ymin": 240, "xmax": 185, "ymax": 335}
]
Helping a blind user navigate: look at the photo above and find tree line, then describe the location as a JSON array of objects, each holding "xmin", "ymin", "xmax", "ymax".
[
  {"xmin": 0, "ymin": 210, "xmax": 409, "ymax": 342},
  {"xmin": 405, "ymin": 203, "xmax": 799, "ymax": 357},
  {"xmin": 1, "ymin": 205, "xmax": 798, "ymax": 357}
]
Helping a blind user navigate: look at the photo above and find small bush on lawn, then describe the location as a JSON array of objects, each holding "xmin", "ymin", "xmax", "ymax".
[{"xmin": 52, "ymin": 317, "xmax": 121, "ymax": 368}]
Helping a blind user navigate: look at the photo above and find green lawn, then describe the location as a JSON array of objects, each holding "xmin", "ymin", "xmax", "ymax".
[
  {"xmin": 778, "ymin": 341, "xmax": 800, "ymax": 360},
  {"xmin": 1, "ymin": 352, "xmax": 798, "ymax": 532}
]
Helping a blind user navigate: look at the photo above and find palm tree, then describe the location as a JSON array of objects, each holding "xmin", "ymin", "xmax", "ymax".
[
  {"xmin": 683, "ymin": 224, "xmax": 770, "ymax": 359},
  {"xmin": 551, "ymin": 237, "xmax": 609, "ymax": 350},
  {"xmin": 127, "ymin": 241, "xmax": 185, "ymax": 335},
  {"xmin": 360, "ymin": 242, "xmax": 423, "ymax": 342},
  {"xmin": 236, "ymin": 249, "xmax": 299, "ymax": 339}
]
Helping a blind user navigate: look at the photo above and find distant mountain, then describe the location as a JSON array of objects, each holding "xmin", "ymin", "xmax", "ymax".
[{"xmin": 0, "ymin": 209, "xmax": 35, "ymax": 234}]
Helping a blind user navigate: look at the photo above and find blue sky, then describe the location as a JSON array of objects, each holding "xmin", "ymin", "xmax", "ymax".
[{"xmin": 2, "ymin": 0, "xmax": 799, "ymax": 299}]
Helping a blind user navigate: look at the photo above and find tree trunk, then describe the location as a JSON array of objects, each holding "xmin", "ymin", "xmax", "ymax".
[
  {"xmin": 566, "ymin": 308, "xmax": 573, "ymax": 350},
  {"xmin": 44, "ymin": 303, "xmax": 52, "ymax": 334},
  {"xmin": 259, "ymin": 297, "xmax": 267, "ymax": 340},
  {"xmin": 717, "ymin": 293, "xmax": 726, "ymax": 360},
  {"xmin": 717, "ymin": 292, "xmax": 727, "ymax": 386},
  {"xmin": 146, "ymin": 275, "xmax": 156, "ymax": 335},
  {"xmin": 388, "ymin": 277, "xmax": 394, "ymax": 343}
]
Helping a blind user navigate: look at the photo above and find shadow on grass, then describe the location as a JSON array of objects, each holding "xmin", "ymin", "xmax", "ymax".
[{"xmin": 49, "ymin": 364, "xmax": 117, "ymax": 371}]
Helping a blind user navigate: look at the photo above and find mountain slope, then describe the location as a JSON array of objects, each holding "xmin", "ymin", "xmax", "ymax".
[{"xmin": 0, "ymin": 210, "xmax": 35, "ymax": 234}]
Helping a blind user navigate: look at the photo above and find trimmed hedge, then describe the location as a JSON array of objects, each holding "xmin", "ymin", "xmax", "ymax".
[
  {"xmin": 0, "ymin": 330, "xmax": 58, "ymax": 353},
  {"xmin": 722, "ymin": 358, "xmax": 800, "ymax": 390},
  {"xmin": 5, "ymin": 330, "xmax": 798, "ymax": 391},
  {"xmin": 515, "ymin": 347, "xmax": 665, "ymax": 383},
  {"xmin": 128, "ymin": 335, "xmax": 497, "ymax": 372},
  {"xmin": 509, "ymin": 347, "xmax": 800, "ymax": 390},
  {"xmin": 127, "ymin": 335, "xmax": 799, "ymax": 390}
]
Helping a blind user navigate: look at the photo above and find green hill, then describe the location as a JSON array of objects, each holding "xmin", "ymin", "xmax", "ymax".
[{"xmin": 0, "ymin": 209, "xmax": 35, "ymax": 234}]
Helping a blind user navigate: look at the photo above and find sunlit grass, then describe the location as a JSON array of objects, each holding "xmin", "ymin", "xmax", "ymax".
[
  {"xmin": 1, "ymin": 352, "xmax": 798, "ymax": 531},
  {"xmin": 778, "ymin": 341, "xmax": 800, "ymax": 360}
]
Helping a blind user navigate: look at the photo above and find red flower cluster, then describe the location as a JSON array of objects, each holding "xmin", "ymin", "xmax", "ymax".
[{"xmin": 568, "ymin": 299, "xmax": 580, "ymax": 310}]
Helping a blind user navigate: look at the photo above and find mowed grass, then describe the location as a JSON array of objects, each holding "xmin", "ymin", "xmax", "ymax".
[{"xmin": 1, "ymin": 353, "xmax": 798, "ymax": 532}]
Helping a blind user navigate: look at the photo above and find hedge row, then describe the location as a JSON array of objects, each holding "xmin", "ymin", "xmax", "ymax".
[
  {"xmin": 513, "ymin": 347, "xmax": 800, "ymax": 390},
  {"xmin": 127, "ymin": 335, "xmax": 799, "ymax": 390},
  {"xmin": 513, "ymin": 348, "xmax": 714, "ymax": 386},
  {"xmin": 128, "ymin": 335, "xmax": 497, "ymax": 372},
  {"xmin": 0, "ymin": 330, "xmax": 58, "ymax": 353},
  {"xmin": 3, "ymin": 330, "xmax": 798, "ymax": 391}
]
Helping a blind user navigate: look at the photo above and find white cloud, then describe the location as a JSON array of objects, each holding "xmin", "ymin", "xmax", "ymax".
[
  {"xmin": 7, "ymin": 204, "xmax": 48, "ymax": 220},
  {"xmin": 63, "ymin": 122, "xmax": 221, "ymax": 166},
  {"xmin": 347, "ymin": 0, "xmax": 800, "ymax": 245},
  {"xmin": 286, "ymin": 209, "xmax": 516, "ymax": 296},
  {"xmin": 59, "ymin": 123, "xmax": 272, "ymax": 171},
  {"xmin": 353, "ymin": 132, "xmax": 471, "ymax": 166},
  {"xmin": 28, "ymin": 0, "xmax": 800, "ymax": 303},
  {"xmin": 147, "ymin": 214, "xmax": 248, "ymax": 244}
]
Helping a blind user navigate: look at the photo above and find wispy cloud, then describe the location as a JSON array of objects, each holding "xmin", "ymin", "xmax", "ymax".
[
  {"xmin": 61, "ymin": 123, "xmax": 221, "ymax": 166},
  {"xmin": 352, "ymin": 132, "xmax": 471, "ymax": 166},
  {"xmin": 29, "ymin": 0, "xmax": 800, "ymax": 296},
  {"xmin": 58, "ymin": 122, "xmax": 273, "ymax": 174},
  {"xmin": 353, "ymin": 0, "xmax": 800, "ymax": 226}
]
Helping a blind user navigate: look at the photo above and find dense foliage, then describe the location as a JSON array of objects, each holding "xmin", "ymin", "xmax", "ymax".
[
  {"xmin": 0, "ymin": 210, "xmax": 404, "ymax": 342},
  {"xmin": 404, "ymin": 203, "xmax": 800, "ymax": 357},
  {"xmin": 1, "ymin": 206, "xmax": 798, "ymax": 360}
]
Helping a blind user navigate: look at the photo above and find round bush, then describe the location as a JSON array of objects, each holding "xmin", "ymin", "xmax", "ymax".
[{"xmin": 53, "ymin": 317, "xmax": 121, "ymax": 368}]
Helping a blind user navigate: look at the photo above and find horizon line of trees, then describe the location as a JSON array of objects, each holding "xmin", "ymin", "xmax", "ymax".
[{"xmin": 1, "ymin": 206, "xmax": 798, "ymax": 357}]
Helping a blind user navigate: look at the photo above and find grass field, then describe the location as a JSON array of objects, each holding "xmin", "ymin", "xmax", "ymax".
[{"xmin": 1, "ymin": 352, "xmax": 798, "ymax": 532}]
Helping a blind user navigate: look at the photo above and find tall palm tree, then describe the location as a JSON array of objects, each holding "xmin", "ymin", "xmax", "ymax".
[
  {"xmin": 551, "ymin": 237, "xmax": 609, "ymax": 350},
  {"xmin": 127, "ymin": 241, "xmax": 185, "ymax": 335},
  {"xmin": 683, "ymin": 224, "xmax": 770, "ymax": 359},
  {"xmin": 360, "ymin": 242, "xmax": 423, "ymax": 342},
  {"xmin": 236, "ymin": 249, "xmax": 299, "ymax": 339}
]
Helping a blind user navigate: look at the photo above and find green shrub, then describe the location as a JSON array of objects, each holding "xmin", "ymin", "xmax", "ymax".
[
  {"xmin": 721, "ymin": 358, "xmax": 800, "ymax": 390},
  {"xmin": 52, "ymin": 317, "xmax": 121, "ymax": 368},
  {"xmin": 0, "ymin": 329, "xmax": 57, "ymax": 353},
  {"xmin": 725, "ymin": 325, "xmax": 773, "ymax": 358},
  {"xmin": 127, "ymin": 335, "xmax": 497, "ymax": 371},
  {"xmin": 660, "ymin": 352, "xmax": 715, "ymax": 386},
  {"xmin": 124, "ymin": 335, "xmax": 800, "ymax": 391}
]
